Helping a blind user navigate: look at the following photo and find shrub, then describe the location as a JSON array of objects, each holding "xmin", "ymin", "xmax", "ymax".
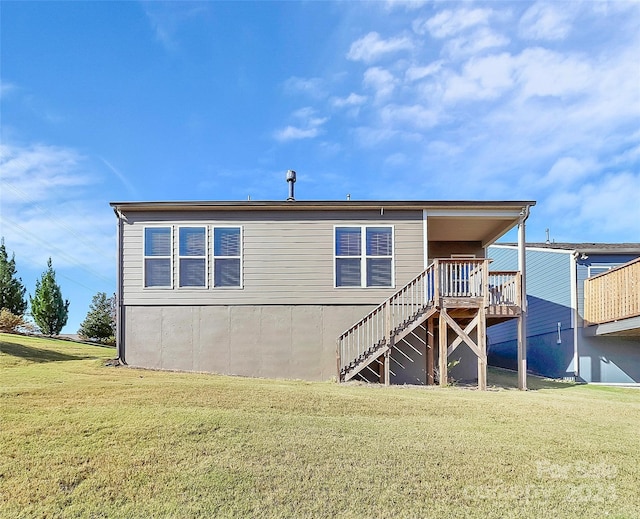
[{"xmin": 0, "ymin": 309, "xmax": 35, "ymax": 333}]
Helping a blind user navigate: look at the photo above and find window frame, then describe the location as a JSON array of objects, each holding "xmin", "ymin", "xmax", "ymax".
[
  {"xmin": 143, "ymin": 225, "xmax": 173, "ymax": 289},
  {"xmin": 177, "ymin": 226, "xmax": 208, "ymax": 289},
  {"xmin": 588, "ymin": 265, "xmax": 613, "ymax": 278},
  {"xmin": 334, "ymin": 225, "xmax": 394, "ymax": 288},
  {"xmin": 213, "ymin": 226, "xmax": 243, "ymax": 289}
]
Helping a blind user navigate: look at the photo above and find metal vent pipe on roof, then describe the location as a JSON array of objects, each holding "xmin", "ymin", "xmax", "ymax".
[{"xmin": 286, "ymin": 169, "xmax": 296, "ymax": 201}]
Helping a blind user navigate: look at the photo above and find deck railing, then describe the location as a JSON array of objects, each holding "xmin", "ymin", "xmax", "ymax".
[
  {"xmin": 584, "ymin": 257, "xmax": 640, "ymax": 325},
  {"xmin": 488, "ymin": 271, "xmax": 522, "ymax": 306},
  {"xmin": 338, "ymin": 259, "xmax": 522, "ymax": 376},
  {"xmin": 437, "ymin": 258, "xmax": 487, "ymax": 299}
]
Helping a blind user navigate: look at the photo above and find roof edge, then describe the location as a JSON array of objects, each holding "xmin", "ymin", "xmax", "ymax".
[
  {"xmin": 110, "ymin": 200, "xmax": 536, "ymax": 212},
  {"xmin": 493, "ymin": 242, "xmax": 640, "ymax": 254}
]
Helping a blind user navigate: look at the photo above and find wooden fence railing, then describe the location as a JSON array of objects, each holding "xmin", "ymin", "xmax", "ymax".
[{"xmin": 584, "ymin": 257, "xmax": 640, "ymax": 325}]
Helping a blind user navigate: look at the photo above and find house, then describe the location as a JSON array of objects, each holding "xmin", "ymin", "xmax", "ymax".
[
  {"xmin": 488, "ymin": 243, "xmax": 640, "ymax": 384},
  {"xmin": 110, "ymin": 197, "xmax": 536, "ymax": 388}
]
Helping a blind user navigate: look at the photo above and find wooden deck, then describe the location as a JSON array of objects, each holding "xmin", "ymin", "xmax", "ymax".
[
  {"xmin": 337, "ymin": 259, "xmax": 522, "ymax": 389},
  {"xmin": 584, "ymin": 257, "xmax": 640, "ymax": 326}
]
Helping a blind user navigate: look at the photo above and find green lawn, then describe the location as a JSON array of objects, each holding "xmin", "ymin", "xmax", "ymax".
[{"xmin": 1, "ymin": 332, "xmax": 639, "ymax": 518}]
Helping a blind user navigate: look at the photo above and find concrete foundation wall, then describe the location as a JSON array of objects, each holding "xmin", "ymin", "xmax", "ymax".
[{"xmin": 123, "ymin": 304, "xmax": 375, "ymax": 381}]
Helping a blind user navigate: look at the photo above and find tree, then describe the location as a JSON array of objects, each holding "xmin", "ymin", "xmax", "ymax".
[
  {"xmin": 0, "ymin": 308, "xmax": 35, "ymax": 333},
  {"xmin": 0, "ymin": 238, "xmax": 27, "ymax": 316},
  {"xmin": 78, "ymin": 292, "xmax": 115, "ymax": 342},
  {"xmin": 30, "ymin": 258, "xmax": 69, "ymax": 336}
]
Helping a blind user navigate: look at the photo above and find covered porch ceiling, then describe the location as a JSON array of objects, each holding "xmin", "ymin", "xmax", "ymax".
[{"xmin": 427, "ymin": 210, "xmax": 526, "ymax": 247}]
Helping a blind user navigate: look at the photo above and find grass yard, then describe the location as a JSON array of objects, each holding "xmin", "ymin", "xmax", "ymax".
[{"xmin": 1, "ymin": 332, "xmax": 639, "ymax": 518}]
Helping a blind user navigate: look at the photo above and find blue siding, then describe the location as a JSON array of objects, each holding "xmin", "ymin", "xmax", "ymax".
[
  {"xmin": 488, "ymin": 246, "xmax": 640, "ymax": 382},
  {"xmin": 488, "ymin": 247, "xmax": 517, "ymax": 271},
  {"xmin": 489, "ymin": 246, "xmax": 572, "ymax": 337},
  {"xmin": 487, "ymin": 246, "xmax": 574, "ymax": 378}
]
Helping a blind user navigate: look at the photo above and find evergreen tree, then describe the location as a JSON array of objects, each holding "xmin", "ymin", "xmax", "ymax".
[
  {"xmin": 0, "ymin": 238, "xmax": 28, "ymax": 316},
  {"xmin": 30, "ymin": 258, "xmax": 69, "ymax": 335},
  {"xmin": 78, "ymin": 292, "xmax": 115, "ymax": 342}
]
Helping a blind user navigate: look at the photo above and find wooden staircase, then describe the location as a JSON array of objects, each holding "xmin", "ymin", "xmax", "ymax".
[{"xmin": 337, "ymin": 259, "xmax": 522, "ymax": 386}]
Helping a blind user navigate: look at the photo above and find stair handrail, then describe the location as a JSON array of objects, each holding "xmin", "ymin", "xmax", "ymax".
[{"xmin": 337, "ymin": 262, "xmax": 436, "ymax": 374}]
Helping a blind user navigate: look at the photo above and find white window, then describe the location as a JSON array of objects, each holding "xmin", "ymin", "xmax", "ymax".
[
  {"xmin": 144, "ymin": 227, "xmax": 172, "ymax": 288},
  {"xmin": 588, "ymin": 265, "xmax": 612, "ymax": 278},
  {"xmin": 214, "ymin": 227, "xmax": 242, "ymax": 288},
  {"xmin": 178, "ymin": 227, "xmax": 207, "ymax": 288},
  {"xmin": 335, "ymin": 226, "xmax": 393, "ymax": 287}
]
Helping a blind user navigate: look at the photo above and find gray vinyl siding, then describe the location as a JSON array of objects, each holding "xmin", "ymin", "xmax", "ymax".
[{"xmin": 121, "ymin": 209, "xmax": 424, "ymax": 306}]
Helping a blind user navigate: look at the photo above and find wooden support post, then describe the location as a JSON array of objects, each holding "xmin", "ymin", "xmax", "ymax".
[
  {"xmin": 384, "ymin": 350, "xmax": 391, "ymax": 386},
  {"xmin": 433, "ymin": 259, "xmax": 440, "ymax": 308},
  {"xmin": 427, "ymin": 317, "xmax": 434, "ymax": 385},
  {"xmin": 336, "ymin": 338, "xmax": 342, "ymax": 382},
  {"xmin": 378, "ymin": 354, "xmax": 384, "ymax": 384},
  {"xmin": 384, "ymin": 299, "xmax": 392, "ymax": 386},
  {"xmin": 439, "ymin": 310, "xmax": 447, "ymax": 386},
  {"xmin": 477, "ymin": 307, "xmax": 487, "ymax": 391}
]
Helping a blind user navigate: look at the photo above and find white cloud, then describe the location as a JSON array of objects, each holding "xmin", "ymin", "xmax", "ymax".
[
  {"xmin": 273, "ymin": 126, "xmax": 321, "ymax": 141},
  {"xmin": 0, "ymin": 144, "xmax": 89, "ymax": 203},
  {"xmin": 415, "ymin": 8, "xmax": 493, "ymax": 38},
  {"xmin": 353, "ymin": 127, "xmax": 400, "ymax": 148},
  {"xmin": 283, "ymin": 76, "xmax": 326, "ymax": 98},
  {"xmin": 347, "ymin": 32, "xmax": 413, "ymax": 63},
  {"xmin": 405, "ymin": 61, "xmax": 443, "ymax": 82},
  {"xmin": 519, "ymin": 2, "xmax": 573, "ymax": 41},
  {"xmin": 273, "ymin": 107, "xmax": 328, "ymax": 142},
  {"xmin": 385, "ymin": 0, "xmax": 428, "ymax": 11},
  {"xmin": 443, "ymin": 52, "xmax": 515, "ymax": 102},
  {"xmin": 380, "ymin": 104, "xmax": 439, "ymax": 129},
  {"xmin": 143, "ymin": 2, "xmax": 208, "ymax": 52},
  {"xmin": 439, "ymin": 46, "xmax": 596, "ymax": 104},
  {"xmin": 444, "ymin": 27, "xmax": 510, "ymax": 59},
  {"xmin": 0, "ymin": 80, "xmax": 17, "ymax": 99},
  {"xmin": 545, "ymin": 172, "xmax": 640, "ymax": 240},
  {"xmin": 0, "ymin": 143, "xmax": 115, "ymax": 275},
  {"xmin": 515, "ymin": 47, "xmax": 592, "ymax": 99},
  {"xmin": 363, "ymin": 67, "xmax": 398, "ymax": 102},
  {"xmin": 539, "ymin": 157, "xmax": 595, "ymax": 188},
  {"xmin": 331, "ymin": 93, "xmax": 367, "ymax": 108},
  {"xmin": 384, "ymin": 153, "xmax": 409, "ymax": 167}
]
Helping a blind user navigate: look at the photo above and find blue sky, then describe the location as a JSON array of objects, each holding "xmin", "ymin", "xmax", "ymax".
[{"xmin": 1, "ymin": 0, "xmax": 639, "ymax": 334}]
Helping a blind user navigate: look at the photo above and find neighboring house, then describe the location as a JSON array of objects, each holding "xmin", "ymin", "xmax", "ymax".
[
  {"xmin": 488, "ymin": 243, "xmax": 640, "ymax": 384},
  {"xmin": 110, "ymin": 199, "xmax": 535, "ymax": 387}
]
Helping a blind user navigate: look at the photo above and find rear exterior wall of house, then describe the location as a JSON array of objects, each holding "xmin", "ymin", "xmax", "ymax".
[{"xmin": 120, "ymin": 209, "xmax": 435, "ymax": 380}]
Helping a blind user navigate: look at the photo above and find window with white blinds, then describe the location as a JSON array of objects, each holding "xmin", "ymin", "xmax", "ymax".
[
  {"xmin": 214, "ymin": 227, "xmax": 242, "ymax": 288},
  {"xmin": 178, "ymin": 227, "xmax": 206, "ymax": 288},
  {"xmin": 144, "ymin": 227, "xmax": 172, "ymax": 288},
  {"xmin": 143, "ymin": 225, "xmax": 242, "ymax": 289},
  {"xmin": 335, "ymin": 226, "xmax": 393, "ymax": 287}
]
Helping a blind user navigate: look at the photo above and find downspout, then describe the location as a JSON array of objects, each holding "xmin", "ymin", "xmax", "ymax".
[
  {"xmin": 570, "ymin": 251, "xmax": 579, "ymax": 381},
  {"xmin": 517, "ymin": 205, "xmax": 531, "ymax": 390},
  {"xmin": 113, "ymin": 207, "xmax": 127, "ymax": 365},
  {"xmin": 422, "ymin": 210, "xmax": 429, "ymax": 269}
]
